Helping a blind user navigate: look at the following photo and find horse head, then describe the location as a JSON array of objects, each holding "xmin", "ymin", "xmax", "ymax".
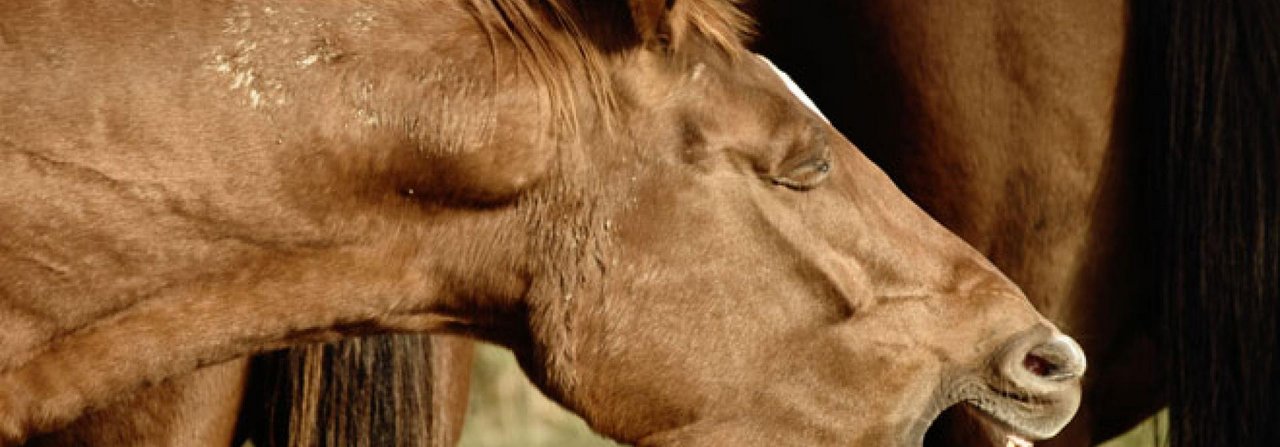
[{"xmin": 425, "ymin": 1, "xmax": 1088, "ymax": 444}]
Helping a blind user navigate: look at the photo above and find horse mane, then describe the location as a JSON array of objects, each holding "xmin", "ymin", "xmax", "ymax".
[
  {"xmin": 238, "ymin": 2, "xmax": 753, "ymax": 447},
  {"xmin": 241, "ymin": 335, "xmax": 433, "ymax": 447},
  {"xmin": 466, "ymin": 0, "xmax": 752, "ymax": 135},
  {"xmin": 1131, "ymin": 0, "xmax": 1280, "ymax": 445}
]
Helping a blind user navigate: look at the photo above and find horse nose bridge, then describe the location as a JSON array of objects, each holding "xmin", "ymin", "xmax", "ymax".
[
  {"xmin": 864, "ymin": 190, "xmax": 1016, "ymax": 299},
  {"xmin": 930, "ymin": 250, "xmax": 1029, "ymax": 307}
]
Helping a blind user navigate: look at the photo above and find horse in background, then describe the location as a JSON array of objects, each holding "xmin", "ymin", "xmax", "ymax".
[
  {"xmin": 1, "ymin": 0, "xmax": 1087, "ymax": 445},
  {"xmin": 753, "ymin": 0, "xmax": 1279, "ymax": 445},
  {"xmin": 21, "ymin": 334, "xmax": 474, "ymax": 446}
]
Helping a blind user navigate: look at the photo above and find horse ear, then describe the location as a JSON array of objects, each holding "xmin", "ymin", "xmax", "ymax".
[{"xmin": 627, "ymin": 0, "xmax": 676, "ymax": 44}]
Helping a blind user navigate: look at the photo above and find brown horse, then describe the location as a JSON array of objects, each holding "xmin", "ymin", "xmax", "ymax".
[
  {"xmin": 1, "ymin": 0, "xmax": 1088, "ymax": 445},
  {"xmin": 753, "ymin": 0, "xmax": 1280, "ymax": 446}
]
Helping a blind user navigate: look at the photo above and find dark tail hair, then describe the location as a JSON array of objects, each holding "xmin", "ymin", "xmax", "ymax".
[
  {"xmin": 239, "ymin": 334, "xmax": 435, "ymax": 447},
  {"xmin": 1132, "ymin": 0, "xmax": 1280, "ymax": 445}
]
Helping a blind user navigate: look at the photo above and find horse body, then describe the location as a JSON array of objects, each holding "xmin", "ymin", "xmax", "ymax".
[{"xmin": 2, "ymin": 1, "xmax": 1088, "ymax": 445}]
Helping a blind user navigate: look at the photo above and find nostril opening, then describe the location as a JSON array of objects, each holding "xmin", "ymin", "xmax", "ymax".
[
  {"xmin": 1001, "ymin": 330, "xmax": 1087, "ymax": 390},
  {"xmin": 1023, "ymin": 352, "xmax": 1059, "ymax": 378},
  {"xmin": 1021, "ymin": 334, "xmax": 1086, "ymax": 382}
]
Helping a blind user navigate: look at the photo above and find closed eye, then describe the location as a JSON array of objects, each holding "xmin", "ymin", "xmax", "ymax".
[{"xmin": 771, "ymin": 157, "xmax": 832, "ymax": 190}]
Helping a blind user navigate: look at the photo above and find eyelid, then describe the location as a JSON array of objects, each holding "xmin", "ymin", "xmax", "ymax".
[{"xmin": 771, "ymin": 157, "xmax": 832, "ymax": 190}]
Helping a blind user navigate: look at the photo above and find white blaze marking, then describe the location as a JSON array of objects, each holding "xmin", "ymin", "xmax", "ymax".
[{"xmin": 756, "ymin": 54, "xmax": 829, "ymax": 123}]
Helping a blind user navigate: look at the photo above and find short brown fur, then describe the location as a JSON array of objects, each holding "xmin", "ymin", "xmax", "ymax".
[{"xmin": 1, "ymin": 1, "xmax": 1083, "ymax": 445}]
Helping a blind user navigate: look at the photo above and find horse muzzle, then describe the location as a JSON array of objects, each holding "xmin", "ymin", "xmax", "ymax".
[{"xmin": 953, "ymin": 326, "xmax": 1087, "ymax": 443}]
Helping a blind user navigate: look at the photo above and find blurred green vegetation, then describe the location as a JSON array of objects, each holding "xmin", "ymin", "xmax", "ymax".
[
  {"xmin": 459, "ymin": 343, "xmax": 617, "ymax": 447},
  {"xmin": 1100, "ymin": 409, "xmax": 1168, "ymax": 447},
  {"xmin": 459, "ymin": 343, "xmax": 1167, "ymax": 447}
]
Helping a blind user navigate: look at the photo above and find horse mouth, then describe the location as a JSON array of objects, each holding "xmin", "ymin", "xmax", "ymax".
[
  {"xmin": 961, "ymin": 384, "xmax": 1080, "ymax": 445},
  {"xmin": 1005, "ymin": 433, "xmax": 1035, "ymax": 447},
  {"xmin": 924, "ymin": 330, "xmax": 1086, "ymax": 445},
  {"xmin": 919, "ymin": 379, "xmax": 1081, "ymax": 446}
]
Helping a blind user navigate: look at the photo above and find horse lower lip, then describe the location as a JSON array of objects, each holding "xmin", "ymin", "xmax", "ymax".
[
  {"xmin": 1005, "ymin": 434, "xmax": 1033, "ymax": 447},
  {"xmin": 962, "ymin": 400, "xmax": 1048, "ymax": 442}
]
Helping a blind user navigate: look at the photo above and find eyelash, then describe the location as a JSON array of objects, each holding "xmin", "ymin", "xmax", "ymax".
[{"xmin": 770, "ymin": 158, "xmax": 832, "ymax": 191}]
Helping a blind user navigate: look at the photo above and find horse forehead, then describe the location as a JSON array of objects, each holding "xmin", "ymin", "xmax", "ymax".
[{"xmin": 756, "ymin": 55, "xmax": 829, "ymax": 124}]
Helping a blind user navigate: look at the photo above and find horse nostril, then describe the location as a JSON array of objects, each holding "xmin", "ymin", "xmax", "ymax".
[
  {"xmin": 1023, "ymin": 352, "xmax": 1055, "ymax": 377},
  {"xmin": 1022, "ymin": 333, "xmax": 1087, "ymax": 382},
  {"xmin": 995, "ymin": 329, "xmax": 1087, "ymax": 399}
]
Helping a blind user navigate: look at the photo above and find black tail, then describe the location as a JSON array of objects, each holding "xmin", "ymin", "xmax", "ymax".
[
  {"xmin": 240, "ymin": 334, "xmax": 434, "ymax": 447},
  {"xmin": 1132, "ymin": 0, "xmax": 1280, "ymax": 445}
]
